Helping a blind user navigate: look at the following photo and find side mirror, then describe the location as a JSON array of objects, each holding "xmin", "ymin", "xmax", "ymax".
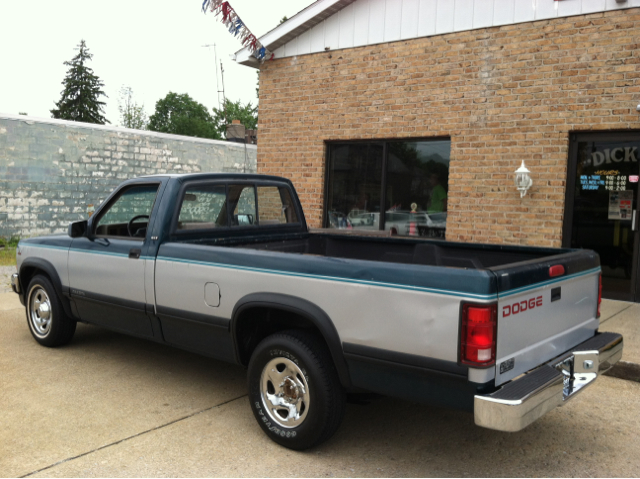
[
  {"xmin": 236, "ymin": 214, "xmax": 254, "ymax": 225},
  {"xmin": 68, "ymin": 220, "xmax": 88, "ymax": 238}
]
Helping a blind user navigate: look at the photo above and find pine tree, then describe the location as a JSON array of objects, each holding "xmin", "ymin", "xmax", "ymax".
[{"xmin": 51, "ymin": 40, "xmax": 109, "ymax": 124}]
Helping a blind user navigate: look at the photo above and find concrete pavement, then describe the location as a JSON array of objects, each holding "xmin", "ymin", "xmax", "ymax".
[
  {"xmin": 1, "ymin": 293, "xmax": 639, "ymax": 477},
  {"xmin": 0, "ymin": 265, "xmax": 17, "ymax": 295},
  {"xmin": 599, "ymin": 299, "xmax": 640, "ymax": 382}
]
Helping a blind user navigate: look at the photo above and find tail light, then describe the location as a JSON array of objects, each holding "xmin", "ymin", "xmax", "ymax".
[
  {"xmin": 549, "ymin": 264, "xmax": 565, "ymax": 277},
  {"xmin": 460, "ymin": 303, "xmax": 497, "ymax": 367},
  {"xmin": 597, "ymin": 273, "xmax": 602, "ymax": 319}
]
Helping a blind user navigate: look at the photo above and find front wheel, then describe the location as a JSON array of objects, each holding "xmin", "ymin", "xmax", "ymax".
[
  {"xmin": 247, "ymin": 330, "xmax": 346, "ymax": 450},
  {"xmin": 26, "ymin": 275, "xmax": 76, "ymax": 347}
]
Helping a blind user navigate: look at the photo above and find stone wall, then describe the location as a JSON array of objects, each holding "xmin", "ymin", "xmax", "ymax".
[
  {"xmin": 257, "ymin": 8, "xmax": 640, "ymax": 247},
  {"xmin": 0, "ymin": 114, "xmax": 257, "ymax": 238}
]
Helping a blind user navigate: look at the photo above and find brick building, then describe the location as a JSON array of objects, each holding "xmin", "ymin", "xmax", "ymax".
[{"xmin": 234, "ymin": 0, "xmax": 640, "ymax": 301}]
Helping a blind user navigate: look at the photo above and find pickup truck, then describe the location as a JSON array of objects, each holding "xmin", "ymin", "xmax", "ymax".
[{"xmin": 11, "ymin": 173, "xmax": 623, "ymax": 450}]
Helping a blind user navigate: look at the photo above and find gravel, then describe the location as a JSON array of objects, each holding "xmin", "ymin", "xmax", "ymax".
[{"xmin": 1, "ymin": 265, "xmax": 17, "ymax": 294}]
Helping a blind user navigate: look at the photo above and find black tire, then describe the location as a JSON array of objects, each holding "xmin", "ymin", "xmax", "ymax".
[
  {"xmin": 25, "ymin": 275, "xmax": 76, "ymax": 347},
  {"xmin": 247, "ymin": 329, "xmax": 346, "ymax": 450}
]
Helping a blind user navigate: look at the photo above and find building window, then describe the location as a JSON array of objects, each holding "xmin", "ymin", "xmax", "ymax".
[{"xmin": 325, "ymin": 139, "xmax": 450, "ymax": 237}]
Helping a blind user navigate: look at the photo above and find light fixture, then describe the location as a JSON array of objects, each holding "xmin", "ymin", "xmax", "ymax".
[{"xmin": 515, "ymin": 161, "xmax": 533, "ymax": 198}]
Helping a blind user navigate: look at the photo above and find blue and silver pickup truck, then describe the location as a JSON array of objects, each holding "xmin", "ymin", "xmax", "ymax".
[{"xmin": 11, "ymin": 173, "xmax": 623, "ymax": 449}]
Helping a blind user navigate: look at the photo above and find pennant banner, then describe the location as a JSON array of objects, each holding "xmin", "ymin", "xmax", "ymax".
[{"xmin": 202, "ymin": 0, "xmax": 274, "ymax": 62}]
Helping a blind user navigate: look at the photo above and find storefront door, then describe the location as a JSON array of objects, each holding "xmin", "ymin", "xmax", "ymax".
[{"xmin": 564, "ymin": 132, "xmax": 640, "ymax": 302}]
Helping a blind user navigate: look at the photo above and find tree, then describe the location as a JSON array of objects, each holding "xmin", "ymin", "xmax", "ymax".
[
  {"xmin": 147, "ymin": 92, "xmax": 220, "ymax": 139},
  {"xmin": 51, "ymin": 40, "xmax": 109, "ymax": 124},
  {"xmin": 118, "ymin": 86, "xmax": 147, "ymax": 130},
  {"xmin": 212, "ymin": 98, "xmax": 258, "ymax": 139}
]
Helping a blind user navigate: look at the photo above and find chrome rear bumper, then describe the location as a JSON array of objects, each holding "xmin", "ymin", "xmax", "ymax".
[{"xmin": 474, "ymin": 332, "xmax": 623, "ymax": 432}]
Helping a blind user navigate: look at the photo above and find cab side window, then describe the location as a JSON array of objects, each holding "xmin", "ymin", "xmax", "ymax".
[
  {"xmin": 95, "ymin": 184, "xmax": 159, "ymax": 239},
  {"xmin": 229, "ymin": 185, "xmax": 257, "ymax": 226},
  {"xmin": 177, "ymin": 185, "xmax": 227, "ymax": 230},
  {"xmin": 175, "ymin": 182, "xmax": 299, "ymax": 231},
  {"xmin": 257, "ymin": 186, "xmax": 299, "ymax": 225}
]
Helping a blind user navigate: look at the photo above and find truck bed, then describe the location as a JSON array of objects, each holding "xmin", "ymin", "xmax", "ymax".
[
  {"xmin": 190, "ymin": 231, "xmax": 570, "ymax": 270},
  {"xmin": 168, "ymin": 231, "xmax": 600, "ymax": 387}
]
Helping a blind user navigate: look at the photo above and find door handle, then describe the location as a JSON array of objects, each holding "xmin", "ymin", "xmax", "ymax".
[
  {"xmin": 129, "ymin": 248, "xmax": 141, "ymax": 259},
  {"xmin": 633, "ymin": 210, "xmax": 638, "ymax": 232}
]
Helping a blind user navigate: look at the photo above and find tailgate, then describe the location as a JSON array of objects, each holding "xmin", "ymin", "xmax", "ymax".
[{"xmin": 492, "ymin": 251, "xmax": 600, "ymax": 386}]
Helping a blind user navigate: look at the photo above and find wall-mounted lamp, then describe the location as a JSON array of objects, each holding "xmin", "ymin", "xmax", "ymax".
[
  {"xmin": 515, "ymin": 160, "xmax": 533, "ymax": 198},
  {"xmin": 636, "ymin": 103, "xmax": 640, "ymax": 112}
]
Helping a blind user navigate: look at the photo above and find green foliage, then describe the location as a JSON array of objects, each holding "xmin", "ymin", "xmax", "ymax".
[
  {"xmin": 0, "ymin": 236, "xmax": 20, "ymax": 248},
  {"xmin": 51, "ymin": 40, "xmax": 109, "ymax": 124},
  {"xmin": 212, "ymin": 98, "xmax": 258, "ymax": 138},
  {"xmin": 147, "ymin": 92, "xmax": 220, "ymax": 140},
  {"xmin": 118, "ymin": 86, "xmax": 147, "ymax": 130},
  {"xmin": 0, "ymin": 236, "xmax": 20, "ymax": 267},
  {"xmin": 0, "ymin": 248, "xmax": 16, "ymax": 267}
]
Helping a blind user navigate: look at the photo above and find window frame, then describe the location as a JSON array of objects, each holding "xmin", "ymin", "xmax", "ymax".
[
  {"xmin": 256, "ymin": 184, "xmax": 300, "ymax": 226},
  {"xmin": 229, "ymin": 183, "xmax": 259, "ymax": 227},
  {"xmin": 176, "ymin": 182, "xmax": 229, "ymax": 230},
  {"xmin": 92, "ymin": 182, "xmax": 162, "ymax": 241}
]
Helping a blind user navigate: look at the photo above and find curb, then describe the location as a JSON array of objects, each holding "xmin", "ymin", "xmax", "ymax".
[{"xmin": 604, "ymin": 361, "xmax": 640, "ymax": 383}]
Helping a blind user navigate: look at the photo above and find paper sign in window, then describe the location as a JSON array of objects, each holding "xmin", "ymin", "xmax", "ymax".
[{"xmin": 608, "ymin": 190, "xmax": 634, "ymax": 220}]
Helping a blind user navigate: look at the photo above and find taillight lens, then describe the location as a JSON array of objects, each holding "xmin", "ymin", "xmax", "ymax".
[
  {"xmin": 549, "ymin": 264, "xmax": 565, "ymax": 277},
  {"xmin": 597, "ymin": 273, "xmax": 602, "ymax": 319},
  {"xmin": 461, "ymin": 303, "xmax": 497, "ymax": 367}
]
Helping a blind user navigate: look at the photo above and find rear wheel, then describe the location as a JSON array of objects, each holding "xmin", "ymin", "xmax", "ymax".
[
  {"xmin": 247, "ymin": 330, "xmax": 346, "ymax": 450},
  {"xmin": 26, "ymin": 275, "xmax": 76, "ymax": 347}
]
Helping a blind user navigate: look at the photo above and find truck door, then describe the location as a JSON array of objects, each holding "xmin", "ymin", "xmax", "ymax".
[{"xmin": 68, "ymin": 182, "xmax": 161, "ymax": 337}]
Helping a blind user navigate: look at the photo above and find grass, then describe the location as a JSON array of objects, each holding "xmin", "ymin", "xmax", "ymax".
[{"xmin": 0, "ymin": 236, "xmax": 19, "ymax": 267}]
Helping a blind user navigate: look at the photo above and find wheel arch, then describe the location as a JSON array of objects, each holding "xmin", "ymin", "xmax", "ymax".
[
  {"xmin": 19, "ymin": 258, "xmax": 74, "ymax": 318},
  {"xmin": 231, "ymin": 293, "xmax": 351, "ymax": 388}
]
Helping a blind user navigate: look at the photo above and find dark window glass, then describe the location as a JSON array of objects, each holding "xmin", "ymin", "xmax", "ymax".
[
  {"xmin": 385, "ymin": 140, "xmax": 449, "ymax": 237},
  {"xmin": 568, "ymin": 137, "xmax": 640, "ymax": 300},
  {"xmin": 326, "ymin": 143, "xmax": 383, "ymax": 231},
  {"xmin": 326, "ymin": 140, "xmax": 450, "ymax": 237}
]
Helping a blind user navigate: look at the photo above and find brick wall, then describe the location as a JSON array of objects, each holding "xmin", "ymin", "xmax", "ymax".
[
  {"xmin": 257, "ymin": 8, "xmax": 640, "ymax": 247},
  {"xmin": 0, "ymin": 115, "xmax": 256, "ymax": 237}
]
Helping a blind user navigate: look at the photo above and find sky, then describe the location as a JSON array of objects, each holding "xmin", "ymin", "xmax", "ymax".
[{"xmin": 0, "ymin": 0, "xmax": 313, "ymax": 126}]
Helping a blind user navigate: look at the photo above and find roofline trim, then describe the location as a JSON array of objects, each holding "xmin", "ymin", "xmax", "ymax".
[{"xmin": 233, "ymin": 0, "xmax": 354, "ymax": 67}]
